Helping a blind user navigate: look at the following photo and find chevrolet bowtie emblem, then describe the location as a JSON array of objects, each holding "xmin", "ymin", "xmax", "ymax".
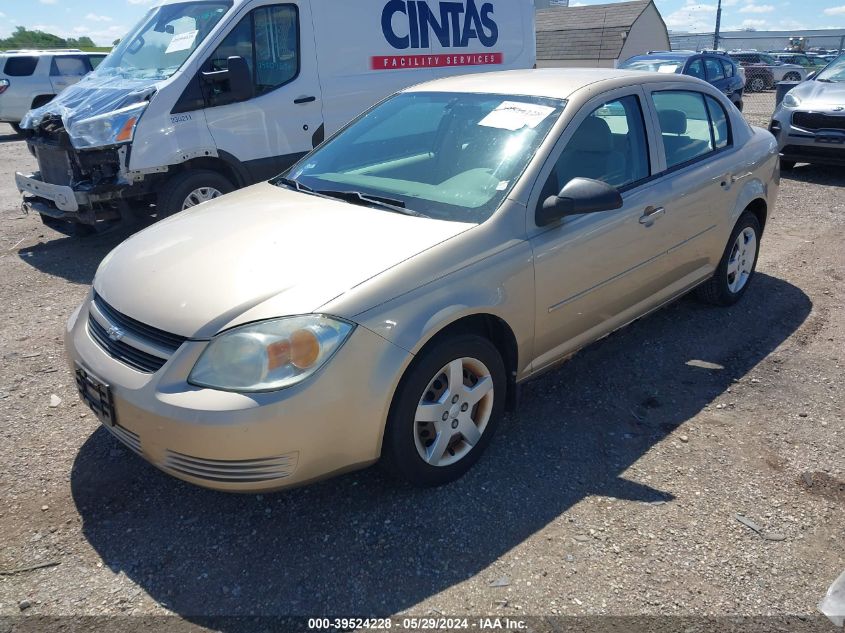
[{"xmin": 107, "ymin": 325, "xmax": 126, "ymax": 342}]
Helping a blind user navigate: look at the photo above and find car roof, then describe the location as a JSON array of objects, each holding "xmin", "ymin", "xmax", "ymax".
[
  {"xmin": 405, "ymin": 68, "xmax": 709, "ymax": 101},
  {"xmin": 629, "ymin": 52, "xmax": 695, "ymax": 59}
]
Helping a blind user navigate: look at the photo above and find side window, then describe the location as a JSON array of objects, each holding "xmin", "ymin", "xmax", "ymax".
[
  {"xmin": 3, "ymin": 56, "xmax": 39, "ymax": 77},
  {"xmin": 88, "ymin": 55, "xmax": 106, "ymax": 70},
  {"xmin": 721, "ymin": 60, "xmax": 734, "ymax": 78},
  {"xmin": 545, "ymin": 94, "xmax": 650, "ymax": 195},
  {"xmin": 704, "ymin": 58, "xmax": 725, "ymax": 81},
  {"xmin": 51, "ymin": 56, "xmax": 90, "ymax": 77},
  {"xmin": 706, "ymin": 96, "xmax": 731, "ymax": 149},
  {"xmin": 207, "ymin": 4, "xmax": 299, "ymax": 101},
  {"xmin": 652, "ymin": 91, "xmax": 714, "ymax": 169},
  {"xmin": 686, "ymin": 59, "xmax": 705, "ymax": 80}
]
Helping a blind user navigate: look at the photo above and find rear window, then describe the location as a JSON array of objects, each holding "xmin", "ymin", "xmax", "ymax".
[{"xmin": 3, "ymin": 56, "xmax": 39, "ymax": 77}]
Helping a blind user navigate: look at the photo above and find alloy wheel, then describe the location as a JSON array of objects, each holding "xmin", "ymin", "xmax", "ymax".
[
  {"xmin": 182, "ymin": 187, "xmax": 223, "ymax": 210},
  {"xmin": 750, "ymin": 77, "xmax": 765, "ymax": 92},
  {"xmin": 413, "ymin": 357, "xmax": 494, "ymax": 467},
  {"xmin": 727, "ymin": 227, "xmax": 757, "ymax": 293}
]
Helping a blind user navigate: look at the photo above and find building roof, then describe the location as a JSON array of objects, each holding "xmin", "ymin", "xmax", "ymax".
[{"xmin": 536, "ymin": 0, "xmax": 655, "ymax": 61}]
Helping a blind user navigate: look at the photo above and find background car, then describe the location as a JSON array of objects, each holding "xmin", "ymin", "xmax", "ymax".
[
  {"xmin": 620, "ymin": 51, "xmax": 745, "ymax": 110},
  {"xmin": 770, "ymin": 54, "xmax": 845, "ymax": 169},
  {"xmin": 65, "ymin": 68, "xmax": 778, "ymax": 492},
  {"xmin": 742, "ymin": 64, "xmax": 776, "ymax": 92},
  {"xmin": 769, "ymin": 52, "xmax": 827, "ymax": 71},
  {"xmin": 727, "ymin": 50, "xmax": 806, "ymax": 82},
  {"xmin": 0, "ymin": 49, "xmax": 106, "ymax": 133}
]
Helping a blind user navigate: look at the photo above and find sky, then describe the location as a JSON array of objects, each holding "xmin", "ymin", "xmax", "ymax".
[{"xmin": 0, "ymin": 0, "xmax": 844, "ymax": 46}]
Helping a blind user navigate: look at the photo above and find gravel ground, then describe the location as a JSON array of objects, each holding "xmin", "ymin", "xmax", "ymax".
[{"xmin": 0, "ymin": 91, "xmax": 843, "ymax": 631}]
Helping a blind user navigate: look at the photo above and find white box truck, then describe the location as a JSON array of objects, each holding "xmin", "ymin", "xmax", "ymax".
[{"xmin": 16, "ymin": 0, "xmax": 536, "ymax": 233}]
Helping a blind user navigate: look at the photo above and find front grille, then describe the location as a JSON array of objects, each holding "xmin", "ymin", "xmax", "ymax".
[
  {"xmin": 106, "ymin": 424, "xmax": 142, "ymax": 456},
  {"xmin": 93, "ymin": 292, "xmax": 187, "ymax": 353},
  {"xmin": 163, "ymin": 450, "xmax": 299, "ymax": 484},
  {"xmin": 34, "ymin": 145, "xmax": 74, "ymax": 186},
  {"xmin": 88, "ymin": 316, "xmax": 168, "ymax": 373},
  {"xmin": 792, "ymin": 111, "xmax": 845, "ymax": 132}
]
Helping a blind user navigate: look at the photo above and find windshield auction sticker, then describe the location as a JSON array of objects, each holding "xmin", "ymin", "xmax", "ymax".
[
  {"xmin": 165, "ymin": 30, "xmax": 199, "ymax": 54},
  {"xmin": 479, "ymin": 101, "xmax": 556, "ymax": 131}
]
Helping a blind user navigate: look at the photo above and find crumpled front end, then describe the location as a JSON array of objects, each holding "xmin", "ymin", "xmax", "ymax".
[{"xmin": 17, "ymin": 73, "xmax": 161, "ymax": 227}]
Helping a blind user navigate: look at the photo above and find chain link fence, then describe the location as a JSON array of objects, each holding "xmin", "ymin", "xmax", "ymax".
[{"xmin": 741, "ymin": 88, "xmax": 776, "ymax": 128}]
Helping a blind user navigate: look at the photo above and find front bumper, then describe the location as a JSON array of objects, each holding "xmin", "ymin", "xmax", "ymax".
[
  {"xmin": 17, "ymin": 172, "xmax": 88, "ymax": 214},
  {"xmin": 770, "ymin": 108, "xmax": 845, "ymax": 166},
  {"xmin": 65, "ymin": 294, "xmax": 412, "ymax": 492}
]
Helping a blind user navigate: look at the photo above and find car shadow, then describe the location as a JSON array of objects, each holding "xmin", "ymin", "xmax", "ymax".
[
  {"xmin": 781, "ymin": 164, "xmax": 845, "ymax": 186},
  {"xmin": 17, "ymin": 220, "xmax": 152, "ymax": 285},
  {"xmin": 70, "ymin": 273, "xmax": 811, "ymax": 622}
]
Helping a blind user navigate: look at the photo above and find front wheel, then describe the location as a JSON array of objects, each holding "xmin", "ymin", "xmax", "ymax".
[
  {"xmin": 381, "ymin": 334, "xmax": 506, "ymax": 487},
  {"xmin": 156, "ymin": 170, "xmax": 234, "ymax": 219},
  {"xmin": 695, "ymin": 212, "xmax": 761, "ymax": 306}
]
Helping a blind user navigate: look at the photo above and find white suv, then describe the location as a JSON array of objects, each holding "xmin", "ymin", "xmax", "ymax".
[{"xmin": 0, "ymin": 50, "xmax": 106, "ymax": 133}]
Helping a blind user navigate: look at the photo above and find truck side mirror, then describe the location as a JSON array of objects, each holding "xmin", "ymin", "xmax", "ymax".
[
  {"xmin": 536, "ymin": 177, "xmax": 623, "ymax": 227},
  {"xmin": 201, "ymin": 56, "xmax": 254, "ymax": 104}
]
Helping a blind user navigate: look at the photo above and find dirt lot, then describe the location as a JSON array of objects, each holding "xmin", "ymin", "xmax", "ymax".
[{"xmin": 0, "ymin": 92, "xmax": 843, "ymax": 631}]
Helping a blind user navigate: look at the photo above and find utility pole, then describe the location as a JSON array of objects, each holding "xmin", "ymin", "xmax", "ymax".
[{"xmin": 714, "ymin": 0, "xmax": 723, "ymax": 51}]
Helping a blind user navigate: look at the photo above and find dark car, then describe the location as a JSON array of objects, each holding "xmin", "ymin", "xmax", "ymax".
[{"xmin": 620, "ymin": 51, "xmax": 745, "ymax": 110}]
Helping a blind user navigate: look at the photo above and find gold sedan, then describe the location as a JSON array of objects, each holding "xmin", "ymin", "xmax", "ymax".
[{"xmin": 65, "ymin": 69, "xmax": 779, "ymax": 491}]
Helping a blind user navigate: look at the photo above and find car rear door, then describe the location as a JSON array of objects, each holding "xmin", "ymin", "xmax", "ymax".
[
  {"xmin": 49, "ymin": 55, "xmax": 91, "ymax": 94},
  {"xmin": 704, "ymin": 57, "xmax": 729, "ymax": 95},
  {"xmin": 640, "ymin": 84, "xmax": 741, "ymax": 279},
  {"xmin": 528, "ymin": 86, "xmax": 686, "ymax": 370}
]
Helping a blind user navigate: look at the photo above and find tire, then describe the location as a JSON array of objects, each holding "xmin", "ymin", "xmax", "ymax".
[
  {"xmin": 381, "ymin": 333, "xmax": 507, "ymax": 487},
  {"xmin": 733, "ymin": 99, "xmax": 744, "ymax": 112},
  {"xmin": 780, "ymin": 158, "xmax": 796, "ymax": 171},
  {"xmin": 156, "ymin": 170, "xmax": 234, "ymax": 218},
  {"xmin": 783, "ymin": 72, "xmax": 801, "ymax": 81},
  {"xmin": 749, "ymin": 77, "xmax": 765, "ymax": 92},
  {"xmin": 695, "ymin": 212, "xmax": 761, "ymax": 307}
]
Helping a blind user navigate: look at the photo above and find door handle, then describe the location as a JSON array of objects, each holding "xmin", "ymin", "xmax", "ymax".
[
  {"xmin": 294, "ymin": 96, "xmax": 317, "ymax": 104},
  {"xmin": 639, "ymin": 206, "xmax": 665, "ymax": 226}
]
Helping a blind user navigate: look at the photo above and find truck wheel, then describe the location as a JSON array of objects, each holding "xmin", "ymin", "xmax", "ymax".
[{"xmin": 156, "ymin": 170, "xmax": 234, "ymax": 218}]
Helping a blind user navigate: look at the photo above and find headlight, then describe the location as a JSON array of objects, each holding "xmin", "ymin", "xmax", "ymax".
[
  {"xmin": 782, "ymin": 92, "xmax": 801, "ymax": 108},
  {"xmin": 188, "ymin": 316, "xmax": 355, "ymax": 393},
  {"xmin": 67, "ymin": 101, "xmax": 148, "ymax": 150}
]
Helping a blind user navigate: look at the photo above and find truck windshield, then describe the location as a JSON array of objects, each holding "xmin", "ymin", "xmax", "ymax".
[
  {"xmin": 282, "ymin": 92, "xmax": 566, "ymax": 224},
  {"xmin": 97, "ymin": 1, "xmax": 232, "ymax": 80}
]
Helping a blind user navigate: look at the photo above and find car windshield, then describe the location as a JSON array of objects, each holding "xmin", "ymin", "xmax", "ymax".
[
  {"xmin": 97, "ymin": 1, "xmax": 231, "ymax": 80},
  {"xmin": 816, "ymin": 55, "xmax": 845, "ymax": 82},
  {"xmin": 620, "ymin": 58, "xmax": 682, "ymax": 73},
  {"xmin": 281, "ymin": 92, "xmax": 566, "ymax": 224}
]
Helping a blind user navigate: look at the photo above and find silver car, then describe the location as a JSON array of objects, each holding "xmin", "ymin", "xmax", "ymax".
[
  {"xmin": 770, "ymin": 54, "xmax": 845, "ymax": 169},
  {"xmin": 65, "ymin": 69, "xmax": 779, "ymax": 492}
]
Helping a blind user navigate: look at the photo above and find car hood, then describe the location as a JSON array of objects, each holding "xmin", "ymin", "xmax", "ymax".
[
  {"xmin": 94, "ymin": 182, "xmax": 474, "ymax": 339},
  {"xmin": 787, "ymin": 80, "xmax": 845, "ymax": 108}
]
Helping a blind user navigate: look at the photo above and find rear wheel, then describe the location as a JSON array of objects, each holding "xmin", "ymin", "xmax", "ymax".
[
  {"xmin": 156, "ymin": 170, "xmax": 234, "ymax": 218},
  {"xmin": 783, "ymin": 72, "xmax": 801, "ymax": 81},
  {"xmin": 749, "ymin": 76, "xmax": 766, "ymax": 92},
  {"xmin": 381, "ymin": 334, "xmax": 506, "ymax": 487},
  {"xmin": 695, "ymin": 212, "xmax": 761, "ymax": 306}
]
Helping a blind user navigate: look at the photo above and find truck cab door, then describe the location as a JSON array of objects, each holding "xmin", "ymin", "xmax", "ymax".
[
  {"xmin": 200, "ymin": 1, "xmax": 322, "ymax": 182},
  {"xmin": 49, "ymin": 55, "xmax": 92, "ymax": 94}
]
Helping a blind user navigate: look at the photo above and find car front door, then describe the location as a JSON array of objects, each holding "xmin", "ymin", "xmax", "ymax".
[
  {"xmin": 201, "ymin": 1, "xmax": 323, "ymax": 181},
  {"xmin": 704, "ymin": 57, "xmax": 729, "ymax": 95},
  {"xmin": 529, "ymin": 88, "xmax": 684, "ymax": 371},
  {"xmin": 49, "ymin": 55, "xmax": 92, "ymax": 95}
]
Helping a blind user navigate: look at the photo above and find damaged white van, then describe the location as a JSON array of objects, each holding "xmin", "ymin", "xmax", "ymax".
[{"xmin": 16, "ymin": 0, "xmax": 536, "ymax": 234}]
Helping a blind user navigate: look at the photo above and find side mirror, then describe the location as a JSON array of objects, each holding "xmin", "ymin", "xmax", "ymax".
[
  {"xmin": 536, "ymin": 177, "xmax": 623, "ymax": 227},
  {"xmin": 202, "ymin": 56, "xmax": 254, "ymax": 103}
]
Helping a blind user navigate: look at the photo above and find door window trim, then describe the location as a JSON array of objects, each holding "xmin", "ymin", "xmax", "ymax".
[{"xmin": 649, "ymin": 88, "xmax": 735, "ymax": 175}]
